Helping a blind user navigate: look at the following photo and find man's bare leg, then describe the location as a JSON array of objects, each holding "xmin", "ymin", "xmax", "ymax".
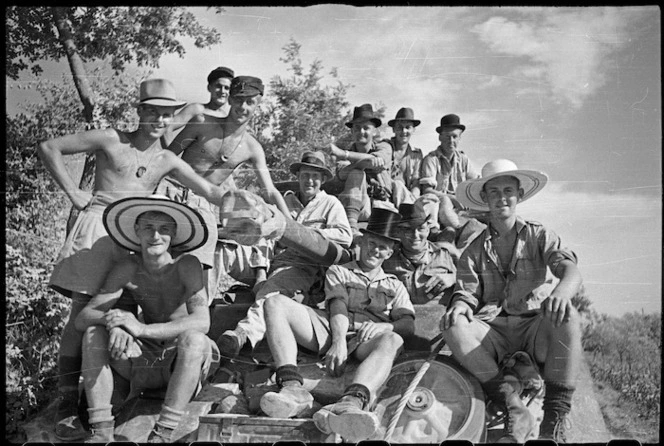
[{"xmin": 259, "ymin": 295, "xmax": 318, "ymax": 418}]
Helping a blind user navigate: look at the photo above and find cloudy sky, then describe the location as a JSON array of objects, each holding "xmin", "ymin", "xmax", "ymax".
[{"xmin": 7, "ymin": 6, "xmax": 661, "ymax": 316}]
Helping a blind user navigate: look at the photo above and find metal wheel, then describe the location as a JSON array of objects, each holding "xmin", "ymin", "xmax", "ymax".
[{"xmin": 373, "ymin": 353, "xmax": 487, "ymax": 443}]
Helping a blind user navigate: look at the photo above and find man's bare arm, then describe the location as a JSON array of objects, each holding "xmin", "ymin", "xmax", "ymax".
[
  {"xmin": 74, "ymin": 261, "xmax": 136, "ymax": 331},
  {"xmin": 249, "ymin": 140, "xmax": 293, "ymax": 218},
  {"xmin": 37, "ymin": 128, "xmax": 118, "ymax": 210},
  {"xmin": 167, "ymin": 118, "xmax": 203, "ymax": 157}
]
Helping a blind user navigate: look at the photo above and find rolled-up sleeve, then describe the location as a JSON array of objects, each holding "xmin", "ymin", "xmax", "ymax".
[
  {"xmin": 538, "ymin": 226, "xmax": 578, "ymax": 272},
  {"xmin": 450, "ymin": 248, "xmax": 482, "ymax": 310},
  {"xmin": 389, "ymin": 281, "xmax": 416, "ymax": 320},
  {"xmin": 324, "ymin": 265, "xmax": 350, "ymax": 307},
  {"xmin": 419, "ymin": 153, "xmax": 438, "ymax": 188}
]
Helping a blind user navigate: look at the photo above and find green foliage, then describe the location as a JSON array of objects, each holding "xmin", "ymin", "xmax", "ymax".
[
  {"xmin": 5, "ymin": 72, "xmax": 141, "ymax": 435},
  {"xmin": 6, "ymin": 6, "xmax": 222, "ymax": 80},
  {"xmin": 254, "ymin": 39, "xmax": 354, "ymax": 183},
  {"xmin": 582, "ymin": 311, "xmax": 661, "ymax": 418}
]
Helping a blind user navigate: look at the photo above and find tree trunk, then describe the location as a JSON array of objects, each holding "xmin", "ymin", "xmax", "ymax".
[{"xmin": 52, "ymin": 7, "xmax": 97, "ymax": 235}]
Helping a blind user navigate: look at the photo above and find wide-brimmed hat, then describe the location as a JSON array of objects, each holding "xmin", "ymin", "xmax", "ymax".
[
  {"xmin": 388, "ymin": 107, "xmax": 421, "ymax": 127},
  {"xmin": 455, "ymin": 159, "xmax": 549, "ymax": 211},
  {"xmin": 398, "ymin": 200, "xmax": 434, "ymax": 228},
  {"xmin": 435, "ymin": 114, "xmax": 465, "ymax": 133},
  {"xmin": 207, "ymin": 66, "xmax": 235, "ymax": 84},
  {"xmin": 289, "ymin": 151, "xmax": 333, "ymax": 180},
  {"xmin": 135, "ymin": 79, "xmax": 187, "ymax": 108},
  {"xmin": 360, "ymin": 207, "xmax": 402, "ymax": 242},
  {"xmin": 103, "ymin": 195, "xmax": 209, "ymax": 253},
  {"xmin": 345, "ymin": 104, "xmax": 382, "ymax": 128},
  {"xmin": 230, "ymin": 76, "xmax": 264, "ymax": 97}
]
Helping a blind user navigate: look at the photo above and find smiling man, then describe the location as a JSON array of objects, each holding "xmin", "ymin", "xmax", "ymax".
[
  {"xmin": 383, "ymin": 198, "xmax": 457, "ymax": 305},
  {"xmin": 165, "ymin": 75, "xmax": 291, "ymax": 302},
  {"xmin": 37, "ymin": 78, "xmax": 237, "ymax": 441},
  {"xmin": 440, "ymin": 159, "xmax": 583, "ymax": 443},
  {"xmin": 203, "ymin": 66, "xmax": 234, "ymax": 117},
  {"xmin": 386, "ymin": 107, "xmax": 423, "ymax": 200},
  {"xmin": 216, "ymin": 151, "xmax": 352, "ymax": 358},
  {"xmin": 75, "ymin": 195, "xmax": 219, "ymax": 443},
  {"xmin": 328, "ymin": 104, "xmax": 394, "ymax": 236},
  {"xmin": 258, "ymin": 207, "xmax": 414, "ymax": 443}
]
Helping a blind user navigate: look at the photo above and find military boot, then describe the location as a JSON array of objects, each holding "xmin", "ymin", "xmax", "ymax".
[
  {"xmin": 260, "ymin": 383, "xmax": 314, "ymax": 418},
  {"xmin": 313, "ymin": 396, "xmax": 380, "ymax": 442},
  {"xmin": 497, "ymin": 383, "xmax": 536, "ymax": 443}
]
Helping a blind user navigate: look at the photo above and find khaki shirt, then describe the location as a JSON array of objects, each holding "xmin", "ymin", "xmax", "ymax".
[
  {"xmin": 324, "ymin": 261, "xmax": 415, "ymax": 326},
  {"xmin": 451, "ymin": 216, "xmax": 578, "ymax": 321}
]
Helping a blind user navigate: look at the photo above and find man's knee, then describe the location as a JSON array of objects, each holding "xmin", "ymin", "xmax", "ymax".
[
  {"xmin": 177, "ymin": 330, "xmax": 209, "ymax": 358},
  {"xmin": 540, "ymin": 306, "xmax": 582, "ymax": 338},
  {"xmin": 376, "ymin": 331, "xmax": 404, "ymax": 354},
  {"xmin": 263, "ymin": 293, "xmax": 290, "ymax": 317}
]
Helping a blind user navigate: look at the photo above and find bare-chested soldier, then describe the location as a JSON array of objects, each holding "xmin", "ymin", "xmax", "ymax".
[
  {"xmin": 202, "ymin": 66, "xmax": 234, "ymax": 118},
  {"xmin": 38, "ymin": 78, "xmax": 232, "ymax": 441},
  {"xmin": 76, "ymin": 195, "xmax": 219, "ymax": 443},
  {"xmin": 166, "ymin": 75, "xmax": 291, "ymax": 299}
]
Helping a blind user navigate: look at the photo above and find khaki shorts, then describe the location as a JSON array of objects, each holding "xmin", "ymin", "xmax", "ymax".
[
  {"xmin": 476, "ymin": 314, "xmax": 543, "ymax": 363},
  {"xmin": 120, "ymin": 335, "xmax": 220, "ymax": 397}
]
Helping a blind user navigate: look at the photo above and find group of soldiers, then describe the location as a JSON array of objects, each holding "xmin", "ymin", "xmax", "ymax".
[{"xmin": 39, "ymin": 65, "xmax": 583, "ymax": 443}]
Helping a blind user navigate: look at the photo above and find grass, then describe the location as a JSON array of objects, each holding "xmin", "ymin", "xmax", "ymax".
[{"xmin": 592, "ymin": 379, "xmax": 660, "ymax": 444}]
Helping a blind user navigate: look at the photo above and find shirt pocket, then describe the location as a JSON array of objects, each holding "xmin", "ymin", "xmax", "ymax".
[
  {"xmin": 346, "ymin": 282, "xmax": 369, "ymax": 311},
  {"xmin": 367, "ymin": 286, "xmax": 396, "ymax": 317}
]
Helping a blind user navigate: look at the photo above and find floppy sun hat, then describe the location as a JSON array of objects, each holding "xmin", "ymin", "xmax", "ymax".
[
  {"xmin": 455, "ymin": 159, "xmax": 548, "ymax": 211},
  {"xmin": 103, "ymin": 195, "xmax": 209, "ymax": 253}
]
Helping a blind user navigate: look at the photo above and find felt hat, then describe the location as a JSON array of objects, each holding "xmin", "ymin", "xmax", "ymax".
[
  {"xmin": 289, "ymin": 151, "xmax": 333, "ymax": 180},
  {"xmin": 455, "ymin": 159, "xmax": 549, "ymax": 211},
  {"xmin": 230, "ymin": 76, "xmax": 264, "ymax": 97},
  {"xmin": 345, "ymin": 103, "xmax": 382, "ymax": 128},
  {"xmin": 103, "ymin": 195, "xmax": 209, "ymax": 253},
  {"xmin": 360, "ymin": 207, "xmax": 402, "ymax": 242},
  {"xmin": 135, "ymin": 79, "xmax": 187, "ymax": 108},
  {"xmin": 397, "ymin": 200, "xmax": 434, "ymax": 228},
  {"xmin": 388, "ymin": 107, "xmax": 421, "ymax": 127},
  {"xmin": 207, "ymin": 66, "xmax": 235, "ymax": 84},
  {"xmin": 436, "ymin": 114, "xmax": 465, "ymax": 133}
]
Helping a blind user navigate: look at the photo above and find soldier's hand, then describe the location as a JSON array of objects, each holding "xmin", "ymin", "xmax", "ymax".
[
  {"xmin": 541, "ymin": 294, "xmax": 573, "ymax": 327},
  {"xmin": 440, "ymin": 301, "xmax": 473, "ymax": 331},
  {"xmin": 324, "ymin": 340, "xmax": 348, "ymax": 377},
  {"xmin": 71, "ymin": 190, "xmax": 93, "ymax": 211}
]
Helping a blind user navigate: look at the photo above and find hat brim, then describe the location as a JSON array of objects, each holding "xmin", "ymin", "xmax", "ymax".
[
  {"xmin": 359, "ymin": 228, "xmax": 400, "ymax": 242},
  {"xmin": 436, "ymin": 124, "xmax": 465, "ymax": 133},
  {"xmin": 455, "ymin": 170, "xmax": 548, "ymax": 211},
  {"xmin": 289, "ymin": 162, "xmax": 333, "ymax": 180},
  {"xmin": 388, "ymin": 119, "xmax": 421, "ymax": 127},
  {"xmin": 103, "ymin": 196, "xmax": 209, "ymax": 253},
  {"xmin": 135, "ymin": 99, "xmax": 187, "ymax": 109},
  {"xmin": 345, "ymin": 118, "xmax": 382, "ymax": 128}
]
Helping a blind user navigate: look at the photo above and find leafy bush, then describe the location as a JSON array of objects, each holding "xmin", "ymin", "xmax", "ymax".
[
  {"xmin": 5, "ymin": 72, "xmax": 140, "ymax": 436},
  {"xmin": 582, "ymin": 311, "xmax": 661, "ymax": 418}
]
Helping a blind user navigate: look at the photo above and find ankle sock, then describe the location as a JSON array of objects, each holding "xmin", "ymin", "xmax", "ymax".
[
  {"xmin": 543, "ymin": 382, "xmax": 575, "ymax": 415},
  {"xmin": 87, "ymin": 405, "xmax": 114, "ymax": 425},
  {"xmin": 275, "ymin": 364, "xmax": 303, "ymax": 387},
  {"xmin": 156, "ymin": 404, "xmax": 185, "ymax": 430},
  {"xmin": 342, "ymin": 383, "xmax": 371, "ymax": 410}
]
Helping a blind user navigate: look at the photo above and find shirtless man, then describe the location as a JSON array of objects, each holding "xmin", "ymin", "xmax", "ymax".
[
  {"xmin": 76, "ymin": 196, "xmax": 219, "ymax": 443},
  {"xmin": 203, "ymin": 66, "xmax": 234, "ymax": 117},
  {"xmin": 38, "ymin": 78, "xmax": 231, "ymax": 441},
  {"xmin": 166, "ymin": 75, "xmax": 291, "ymax": 299}
]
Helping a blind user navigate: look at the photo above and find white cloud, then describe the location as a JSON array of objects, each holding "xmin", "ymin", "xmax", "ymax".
[{"xmin": 471, "ymin": 7, "xmax": 636, "ymax": 109}]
